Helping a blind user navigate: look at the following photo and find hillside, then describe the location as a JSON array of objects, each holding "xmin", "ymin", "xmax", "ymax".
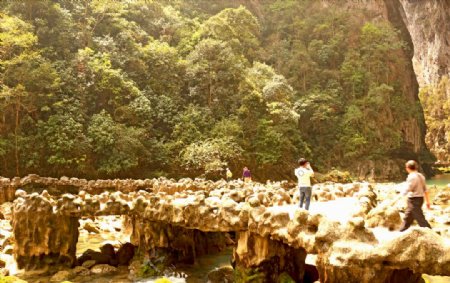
[{"xmin": 0, "ymin": 0, "xmax": 436, "ymax": 180}]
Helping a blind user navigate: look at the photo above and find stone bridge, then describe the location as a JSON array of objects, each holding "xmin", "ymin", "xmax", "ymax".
[{"xmin": 1, "ymin": 175, "xmax": 449, "ymax": 283}]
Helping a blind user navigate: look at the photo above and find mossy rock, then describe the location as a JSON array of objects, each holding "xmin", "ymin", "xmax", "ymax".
[
  {"xmin": 278, "ymin": 272, "xmax": 295, "ymax": 283},
  {"xmin": 138, "ymin": 261, "xmax": 166, "ymax": 278},
  {"xmin": 233, "ymin": 266, "xmax": 265, "ymax": 283}
]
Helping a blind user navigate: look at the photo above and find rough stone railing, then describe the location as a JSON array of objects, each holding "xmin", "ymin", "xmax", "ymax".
[{"xmin": 0, "ymin": 174, "xmax": 238, "ymax": 204}]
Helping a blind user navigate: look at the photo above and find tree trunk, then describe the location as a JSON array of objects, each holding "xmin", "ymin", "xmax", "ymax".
[{"xmin": 14, "ymin": 97, "xmax": 20, "ymax": 176}]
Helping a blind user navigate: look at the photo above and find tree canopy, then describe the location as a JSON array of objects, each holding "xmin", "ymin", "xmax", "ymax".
[{"xmin": 0, "ymin": 1, "xmax": 429, "ymax": 180}]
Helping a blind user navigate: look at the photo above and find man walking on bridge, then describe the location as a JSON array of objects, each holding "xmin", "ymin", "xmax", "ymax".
[
  {"xmin": 399, "ymin": 160, "xmax": 432, "ymax": 232},
  {"xmin": 295, "ymin": 158, "xmax": 314, "ymax": 210}
]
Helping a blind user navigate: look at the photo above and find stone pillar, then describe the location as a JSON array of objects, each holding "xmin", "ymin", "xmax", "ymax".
[
  {"xmin": 0, "ymin": 177, "xmax": 16, "ymax": 204},
  {"xmin": 233, "ymin": 231, "xmax": 307, "ymax": 282},
  {"xmin": 12, "ymin": 192, "xmax": 80, "ymax": 270}
]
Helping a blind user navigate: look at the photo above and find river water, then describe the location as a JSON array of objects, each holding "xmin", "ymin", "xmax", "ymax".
[{"xmin": 427, "ymin": 173, "xmax": 450, "ymax": 188}]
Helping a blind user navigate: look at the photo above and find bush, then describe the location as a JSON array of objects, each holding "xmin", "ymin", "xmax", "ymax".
[{"xmin": 317, "ymin": 169, "xmax": 353, "ymax": 183}]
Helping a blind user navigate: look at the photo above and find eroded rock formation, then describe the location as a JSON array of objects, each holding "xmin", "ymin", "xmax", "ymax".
[
  {"xmin": 130, "ymin": 221, "xmax": 229, "ymax": 265},
  {"xmin": 233, "ymin": 231, "xmax": 307, "ymax": 282},
  {"xmin": 7, "ymin": 176, "xmax": 450, "ymax": 282},
  {"xmin": 12, "ymin": 191, "xmax": 79, "ymax": 269}
]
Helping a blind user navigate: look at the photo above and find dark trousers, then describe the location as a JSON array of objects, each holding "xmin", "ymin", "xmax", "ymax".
[
  {"xmin": 299, "ymin": 186, "xmax": 312, "ymax": 210},
  {"xmin": 399, "ymin": 197, "xmax": 431, "ymax": 232}
]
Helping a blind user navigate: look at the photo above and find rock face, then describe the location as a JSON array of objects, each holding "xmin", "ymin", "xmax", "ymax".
[
  {"xmin": 396, "ymin": 0, "xmax": 449, "ymax": 87},
  {"xmin": 394, "ymin": 0, "xmax": 449, "ymax": 161}
]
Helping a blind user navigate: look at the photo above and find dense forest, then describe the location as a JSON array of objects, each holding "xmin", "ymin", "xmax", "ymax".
[
  {"xmin": 420, "ymin": 76, "xmax": 450, "ymax": 163},
  {"xmin": 0, "ymin": 0, "xmax": 433, "ymax": 180}
]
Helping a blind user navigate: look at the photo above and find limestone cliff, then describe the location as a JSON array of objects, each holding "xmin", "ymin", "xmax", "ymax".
[
  {"xmin": 396, "ymin": 0, "xmax": 449, "ymax": 87},
  {"xmin": 392, "ymin": 0, "xmax": 450, "ymax": 162}
]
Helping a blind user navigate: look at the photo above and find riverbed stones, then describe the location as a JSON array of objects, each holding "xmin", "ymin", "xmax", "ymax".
[
  {"xmin": 433, "ymin": 190, "xmax": 450, "ymax": 205},
  {"xmin": 73, "ymin": 265, "xmax": 90, "ymax": 276},
  {"xmin": 50, "ymin": 270, "xmax": 74, "ymax": 282},
  {"xmin": 90, "ymin": 264, "xmax": 118, "ymax": 275},
  {"xmin": 82, "ymin": 219, "xmax": 100, "ymax": 234}
]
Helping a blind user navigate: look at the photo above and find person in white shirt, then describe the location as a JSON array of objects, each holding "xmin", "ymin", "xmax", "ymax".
[{"xmin": 295, "ymin": 158, "xmax": 314, "ymax": 210}]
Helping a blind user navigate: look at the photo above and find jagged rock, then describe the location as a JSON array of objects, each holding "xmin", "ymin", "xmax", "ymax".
[
  {"xmin": 82, "ymin": 220, "xmax": 99, "ymax": 234},
  {"xmin": 73, "ymin": 265, "xmax": 90, "ymax": 276},
  {"xmin": 100, "ymin": 243, "xmax": 117, "ymax": 266},
  {"xmin": 366, "ymin": 199, "xmax": 402, "ymax": 230},
  {"xmin": 3, "ymin": 245, "xmax": 13, "ymax": 255},
  {"xmin": 50, "ymin": 270, "xmax": 74, "ymax": 282},
  {"xmin": 81, "ymin": 260, "xmax": 96, "ymax": 269},
  {"xmin": 116, "ymin": 243, "xmax": 135, "ymax": 266},
  {"xmin": 90, "ymin": 264, "xmax": 118, "ymax": 275},
  {"xmin": 77, "ymin": 244, "xmax": 117, "ymax": 267}
]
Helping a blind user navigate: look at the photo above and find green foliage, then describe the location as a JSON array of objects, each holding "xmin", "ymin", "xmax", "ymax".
[
  {"xmin": 201, "ymin": 6, "xmax": 260, "ymax": 58},
  {"xmin": 233, "ymin": 266, "xmax": 265, "ymax": 283},
  {"xmin": 181, "ymin": 138, "xmax": 242, "ymax": 176},
  {"xmin": 419, "ymin": 76, "xmax": 450, "ymax": 162},
  {"xmin": 37, "ymin": 113, "xmax": 88, "ymax": 170},
  {"xmin": 87, "ymin": 110, "xmax": 147, "ymax": 175},
  {"xmin": 186, "ymin": 38, "xmax": 246, "ymax": 115},
  {"xmin": 278, "ymin": 272, "xmax": 295, "ymax": 283},
  {"xmin": 0, "ymin": 1, "xmax": 429, "ymax": 180},
  {"xmin": 138, "ymin": 260, "xmax": 166, "ymax": 278}
]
